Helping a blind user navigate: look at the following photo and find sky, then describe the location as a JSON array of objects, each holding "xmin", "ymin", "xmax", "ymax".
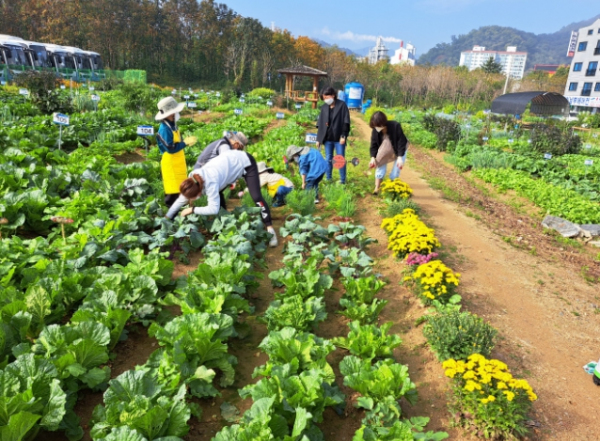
[{"xmin": 221, "ymin": 0, "xmax": 599, "ymax": 56}]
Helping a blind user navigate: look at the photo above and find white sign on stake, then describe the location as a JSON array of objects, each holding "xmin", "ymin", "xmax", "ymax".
[
  {"xmin": 295, "ymin": 104, "xmax": 302, "ymax": 110},
  {"xmin": 276, "ymin": 112, "xmax": 285, "ymax": 119},
  {"xmin": 585, "ymin": 159, "xmax": 594, "ymax": 166},
  {"xmin": 508, "ymin": 138, "xmax": 514, "ymax": 143},
  {"xmin": 305, "ymin": 133, "xmax": 317, "ymax": 144},
  {"xmin": 172, "ymin": 89, "xmax": 177, "ymax": 95},
  {"xmin": 52, "ymin": 113, "xmax": 70, "ymax": 126},
  {"xmin": 482, "ymin": 136, "xmax": 489, "ymax": 141},
  {"xmin": 19, "ymin": 89, "xmax": 29, "ymax": 96},
  {"xmin": 585, "ymin": 144, "xmax": 592, "ymax": 149},
  {"xmin": 137, "ymin": 125, "xmax": 154, "ymax": 136},
  {"xmin": 239, "ymin": 98, "xmax": 245, "ymax": 103},
  {"xmin": 60, "ymin": 85, "xmax": 66, "ymax": 90},
  {"xmin": 234, "ymin": 108, "xmax": 243, "ymax": 115},
  {"xmin": 91, "ymin": 94, "xmax": 101, "ymax": 101},
  {"xmin": 187, "ymin": 102, "xmax": 197, "ymax": 108},
  {"xmin": 89, "ymin": 86, "xmax": 95, "ymax": 91},
  {"xmin": 267, "ymin": 100, "xmax": 273, "ymax": 106},
  {"xmin": 544, "ymin": 153, "xmax": 552, "ymax": 160},
  {"xmin": 216, "ymin": 92, "xmax": 221, "ymax": 97},
  {"xmin": 184, "ymin": 95, "xmax": 190, "ymax": 100}
]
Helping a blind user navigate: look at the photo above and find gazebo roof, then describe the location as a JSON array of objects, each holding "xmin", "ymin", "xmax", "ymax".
[
  {"xmin": 278, "ymin": 65, "xmax": 328, "ymax": 77},
  {"xmin": 491, "ymin": 91, "xmax": 569, "ymax": 116}
]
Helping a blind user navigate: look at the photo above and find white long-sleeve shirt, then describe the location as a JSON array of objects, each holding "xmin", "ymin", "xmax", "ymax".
[{"xmin": 166, "ymin": 150, "xmax": 251, "ymax": 219}]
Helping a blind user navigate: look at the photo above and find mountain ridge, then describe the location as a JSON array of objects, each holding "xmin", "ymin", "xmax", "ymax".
[{"xmin": 417, "ymin": 14, "xmax": 600, "ymax": 70}]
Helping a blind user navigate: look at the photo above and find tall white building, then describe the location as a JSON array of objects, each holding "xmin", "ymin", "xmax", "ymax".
[
  {"xmin": 459, "ymin": 46, "xmax": 528, "ymax": 79},
  {"xmin": 563, "ymin": 18, "xmax": 600, "ymax": 113},
  {"xmin": 390, "ymin": 41, "xmax": 416, "ymax": 66},
  {"xmin": 367, "ymin": 37, "xmax": 389, "ymax": 65}
]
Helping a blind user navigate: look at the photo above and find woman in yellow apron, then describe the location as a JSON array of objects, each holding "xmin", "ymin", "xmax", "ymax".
[{"xmin": 155, "ymin": 96, "xmax": 188, "ymax": 207}]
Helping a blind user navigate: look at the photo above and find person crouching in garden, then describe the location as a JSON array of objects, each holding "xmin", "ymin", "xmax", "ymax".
[
  {"xmin": 316, "ymin": 86, "xmax": 351, "ymax": 184},
  {"xmin": 244, "ymin": 162, "xmax": 294, "ymax": 207},
  {"xmin": 166, "ymin": 149, "xmax": 278, "ymax": 248},
  {"xmin": 285, "ymin": 145, "xmax": 327, "ymax": 203},
  {"xmin": 194, "ymin": 131, "xmax": 248, "ymax": 169},
  {"xmin": 156, "ymin": 97, "xmax": 188, "ymax": 208},
  {"xmin": 369, "ymin": 111, "xmax": 409, "ymax": 195}
]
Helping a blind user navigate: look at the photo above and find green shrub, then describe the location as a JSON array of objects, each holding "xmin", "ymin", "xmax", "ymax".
[
  {"xmin": 422, "ymin": 114, "xmax": 460, "ymax": 151},
  {"xmin": 247, "ymin": 87, "xmax": 275, "ymax": 99},
  {"xmin": 286, "ymin": 189, "xmax": 316, "ymax": 216},
  {"xmin": 423, "ymin": 311, "xmax": 497, "ymax": 361},
  {"xmin": 530, "ymin": 123, "xmax": 581, "ymax": 155},
  {"xmin": 383, "ymin": 199, "xmax": 421, "ymax": 217},
  {"xmin": 14, "ymin": 70, "xmax": 72, "ymax": 114}
]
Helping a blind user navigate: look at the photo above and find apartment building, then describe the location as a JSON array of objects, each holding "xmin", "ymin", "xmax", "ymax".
[
  {"xmin": 564, "ymin": 18, "xmax": 600, "ymax": 113},
  {"xmin": 459, "ymin": 46, "xmax": 528, "ymax": 79}
]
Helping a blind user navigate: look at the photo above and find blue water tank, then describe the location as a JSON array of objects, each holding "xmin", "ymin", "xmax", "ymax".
[
  {"xmin": 337, "ymin": 90, "xmax": 347, "ymax": 103},
  {"xmin": 344, "ymin": 82, "xmax": 364, "ymax": 109}
]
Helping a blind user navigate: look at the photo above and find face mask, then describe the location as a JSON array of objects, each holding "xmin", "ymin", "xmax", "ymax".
[
  {"xmin": 375, "ymin": 127, "xmax": 384, "ymax": 132},
  {"xmin": 174, "ymin": 112, "xmax": 181, "ymax": 123},
  {"xmin": 324, "ymin": 98, "xmax": 334, "ymax": 105}
]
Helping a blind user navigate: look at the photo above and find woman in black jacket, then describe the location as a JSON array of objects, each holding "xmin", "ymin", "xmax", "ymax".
[
  {"xmin": 368, "ymin": 111, "xmax": 408, "ymax": 195},
  {"xmin": 315, "ymin": 86, "xmax": 351, "ymax": 184}
]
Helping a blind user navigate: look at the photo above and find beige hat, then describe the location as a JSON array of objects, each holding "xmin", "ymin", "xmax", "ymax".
[
  {"xmin": 155, "ymin": 96, "xmax": 185, "ymax": 121},
  {"xmin": 257, "ymin": 162, "xmax": 274, "ymax": 174},
  {"xmin": 286, "ymin": 145, "xmax": 310, "ymax": 160},
  {"xmin": 229, "ymin": 132, "xmax": 249, "ymax": 148}
]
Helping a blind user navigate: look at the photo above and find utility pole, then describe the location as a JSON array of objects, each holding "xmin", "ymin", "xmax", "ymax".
[{"xmin": 503, "ymin": 54, "xmax": 513, "ymax": 95}]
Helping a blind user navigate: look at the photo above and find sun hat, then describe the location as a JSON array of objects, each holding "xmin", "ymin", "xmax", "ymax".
[
  {"xmin": 257, "ymin": 162, "xmax": 274, "ymax": 174},
  {"xmin": 155, "ymin": 96, "xmax": 186, "ymax": 121},
  {"xmin": 229, "ymin": 132, "xmax": 249, "ymax": 148},
  {"xmin": 286, "ymin": 145, "xmax": 310, "ymax": 160}
]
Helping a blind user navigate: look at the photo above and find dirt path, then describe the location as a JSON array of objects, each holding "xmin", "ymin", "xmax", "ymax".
[{"xmin": 352, "ymin": 116, "xmax": 600, "ymax": 440}]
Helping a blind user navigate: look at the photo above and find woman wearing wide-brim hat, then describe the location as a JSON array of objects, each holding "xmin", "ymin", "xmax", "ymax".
[{"xmin": 155, "ymin": 96, "xmax": 188, "ymax": 208}]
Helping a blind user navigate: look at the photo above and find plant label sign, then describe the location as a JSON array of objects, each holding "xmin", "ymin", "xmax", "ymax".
[
  {"xmin": 184, "ymin": 95, "xmax": 190, "ymax": 100},
  {"xmin": 544, "ymin": 153, "xmax": 552, "ymax": 160},
  {"xmin": 19, "ymin": 89, "xmax": 28, "ymax": 96},
  {"xmin": 482, "ymin": 136, "xmax": 489, "ymax": 141},
  {"xmin": 91, "ymin": 94, "xmax": 101, "ymax": 102},
  {"xmin": 508, "ymin": 138, "xmax": 514, "ymax": 143},
  {"xmin": 187, "ymin": 102, "xmax": 197, "ymax": 108},
  {"xmin": 239, "ymin": 98, "xmax": 245, "ymax": 103},
  {"xmin": 305, "ymin": 133, "xmax": 317, "ymax": 144},
  {"xmin": 52, "ymin": 113, "xmax": 70, "ymax": 126},
  {"xmin": 89, "ymin": 86, "xmax": 95, "ymax": 91},
  {"xmin": 234, "ymin": 108, "xmax": 243, "ymax": 115},
  {"xmin": 295, "ymin": 104, "xmax": 302, "ymax": 110},
  {"xmin": 137, "ymin": 125, "xmax": 154, "ymax": 136},
  {"xmin": 60, "ymin": 85, "xmax": 66, "ymax": 90},
  {"xmin": 172, "ymin": 89, "xmax": 177, "ymax": 95},
  {"xmin": 216, "ymin": 92, "xmax": 221, "ymax": 97},
  {"xmin": 267, "ymin": 101, "xmax": 273, "ymax": 106},
  {"xmin": 276, "ymin": 112, "xmax": 285, "ymax": 119},
  {"xmin": 585, "ymin": 144, "xmax": 592, "ymax": 149},
  {"xmin": 585, "ymin": 159, "xmax": 593, "ymax": 166}
]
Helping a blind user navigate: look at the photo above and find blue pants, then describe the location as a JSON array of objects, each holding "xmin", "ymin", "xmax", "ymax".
[
  {"xmin": 324, "ymin": 141, "xmax": 346, "ymax": 183},
  {"xmin": 376, "ymin": 149, "xmax": 408, "ymax": 180},
  {"xmin": 273, "ymin": 186, "xmax": 293, "ymax": 207},
  {"xmin": 306, "ymin": 174, "xmax": 325, "ymax": 198}
]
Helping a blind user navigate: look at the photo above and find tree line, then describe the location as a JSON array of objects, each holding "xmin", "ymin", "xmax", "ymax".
[{"xmin": 0, "ymin": 0, "xmax": 568, "ymax": 109}]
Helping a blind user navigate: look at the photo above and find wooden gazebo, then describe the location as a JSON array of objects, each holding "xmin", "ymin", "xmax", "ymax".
[{"xmin": 278, "ymin": 65, "xmax": 328, "ymax": 109}]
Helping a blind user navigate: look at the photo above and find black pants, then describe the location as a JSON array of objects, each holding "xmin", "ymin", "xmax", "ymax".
[
  {"xmin": 244, "ymin": 153, "xmax": 272, "ymax": 226},
  {"xmin": 165, "ymin": 193, "xmax": 179, "ymax": 207}
]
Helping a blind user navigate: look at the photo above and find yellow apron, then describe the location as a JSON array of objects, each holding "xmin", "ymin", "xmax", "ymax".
[
  {"xmin": 161, "ymin": 146, "xmax": 187, "ymax": 195},
  {"xmin": 267, "ymin": 178, "xmax": 287, "ymax": 197}
]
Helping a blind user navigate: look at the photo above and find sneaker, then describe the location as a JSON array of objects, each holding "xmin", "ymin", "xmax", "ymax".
[{"xmin": 268, "ymin": 232, "xmax": 278, "ymax": 248}]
